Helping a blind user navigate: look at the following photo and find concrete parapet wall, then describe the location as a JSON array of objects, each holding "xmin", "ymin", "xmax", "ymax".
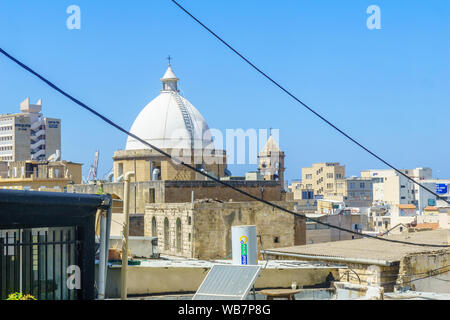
[{"xmin": 102, "ymin": 265, "xmax": 339, "ymax": 298}]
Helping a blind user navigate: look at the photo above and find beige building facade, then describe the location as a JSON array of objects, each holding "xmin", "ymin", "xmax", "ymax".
[
  {"xmin": 305, "ymin": 213, "xmax": 364, "ymax": 244},
  {"xmin": 301, "ymin": 162, "xmax": 345, "ymax": 196},
  {"xmin": 113, "ymin": 148, "xmax": 227, "ymax": 182},
  {"xmin": 0, "ymin": 98, "xmax": 61, "ymax": 162},
  {"xmin": 257, "ymin": 134, "xmax": 285, "ymax": 185},
  {"xmin": 0, "ymin": 160, "xmax": 82, "ymax": 191}
]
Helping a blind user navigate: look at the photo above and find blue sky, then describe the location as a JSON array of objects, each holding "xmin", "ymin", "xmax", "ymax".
[{"xmin": 1, "ymin": 0, "xmax": 449, "ymax": 181}]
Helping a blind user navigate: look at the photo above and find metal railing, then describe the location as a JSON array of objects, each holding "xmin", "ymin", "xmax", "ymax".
[{"xmin": 0, "ymin": 227, "xmax": 80, "ymax": 300}]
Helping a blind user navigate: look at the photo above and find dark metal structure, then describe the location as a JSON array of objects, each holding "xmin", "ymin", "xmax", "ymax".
[{"xmin": 0, "ymin": 189, "xmax": 111, "ymax": 300}]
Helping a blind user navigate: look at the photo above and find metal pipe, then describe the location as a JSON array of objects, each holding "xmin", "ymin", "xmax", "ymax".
[
  {"xmin": 97, "ymin": 208, "xmax": 107, "ymax": 300},
  {"xmin": 261, "ymin": 250, "xmax": 392, "ymax": 267},
  {"xmin": 98, "ymin": 205, "xmax": 112, "ymax": 300},
  {"xmin": 105, "ymin": 206, "xmax": 112, "ymax": 267},
  {"xmin": 121, "ymin": 171, "xmax": 135, "ymax": 300}
]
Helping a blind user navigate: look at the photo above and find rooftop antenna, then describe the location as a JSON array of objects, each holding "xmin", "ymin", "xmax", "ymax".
[{"xmin": 88, "ymin": 150, "xmax": 100, "ymax": 181}]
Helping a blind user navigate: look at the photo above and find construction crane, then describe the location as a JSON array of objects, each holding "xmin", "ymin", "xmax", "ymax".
[{"xmin": 88, "ymin": 150, "xmax": 100, "ymax": 181}]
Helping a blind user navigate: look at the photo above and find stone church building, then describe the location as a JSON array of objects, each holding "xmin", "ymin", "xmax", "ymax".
[{"xmin": 70, "ymin": 63, "xmax": 299, "ymax": 255}]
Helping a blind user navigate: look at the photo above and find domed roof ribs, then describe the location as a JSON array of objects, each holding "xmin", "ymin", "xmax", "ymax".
[{"xmin": 172, "ymin": 92, "xmax": 195, "ymax": 149}]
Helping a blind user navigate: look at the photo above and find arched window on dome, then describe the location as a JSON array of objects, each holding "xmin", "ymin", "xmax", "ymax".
[{"xmin": 163, "ymin": 81, "xmax": 177, "ymax": 92}]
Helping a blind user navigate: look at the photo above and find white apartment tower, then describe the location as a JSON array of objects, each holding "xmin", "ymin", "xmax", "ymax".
[
  {"xmin": 0, "ymin": 98, "xmax": 61, "ymax": 162},
  {"xmin": 361, "ymin": 168, "xmax": 432, "ymax": 211}
]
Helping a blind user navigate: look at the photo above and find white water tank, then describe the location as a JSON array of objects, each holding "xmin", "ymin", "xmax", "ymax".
[{"xmin": 231, "ymin": 225, "xmax": 257, "ymax": 265}]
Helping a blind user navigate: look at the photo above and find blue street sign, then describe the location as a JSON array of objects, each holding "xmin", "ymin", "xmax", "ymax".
[{"xmin": 436, "ymin": 184, "xmax": 448, "ymax": 195}]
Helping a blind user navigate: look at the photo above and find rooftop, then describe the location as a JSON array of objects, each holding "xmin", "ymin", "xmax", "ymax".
[
  {"xmin": 398, "ymin": 204, "xmax": 416, "ymax": 209},
  {"xmin": 107, "ymin": 256, "xmax": 342, "ymax": 270},
  {"xmin": 263, "ymin": 230, "xmax": 449, "ymax": 266}
]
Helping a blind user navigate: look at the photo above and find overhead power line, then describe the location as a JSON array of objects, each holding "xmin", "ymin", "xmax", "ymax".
[
  {"xmin": 1, "ymin": 47, "xmax": 448, "ymax": 248},
  {"xmin": 343, "ymin": 265, "xmax": 450, "ymax": 287},
  {"xmin": 169, "ymin": 0, "xmax": 450, "ymax": 207}
]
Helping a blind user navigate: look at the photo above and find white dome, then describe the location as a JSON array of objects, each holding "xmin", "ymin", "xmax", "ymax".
[{"xmin": 126, "ymin": 66, "xmax": 214, "ymax": 151}]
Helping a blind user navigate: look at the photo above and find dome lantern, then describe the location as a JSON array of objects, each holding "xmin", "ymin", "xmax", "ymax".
[{"xmin": 160, "ymin": 63, "xmax": 179, "ymax": 92}]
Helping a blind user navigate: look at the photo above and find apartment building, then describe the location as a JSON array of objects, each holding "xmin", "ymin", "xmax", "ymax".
[
  {"xmin": 0, "ymin": 159, "xmax": 82, "ymax": 191},
  {"xmin": 301, "ymin": 162, "xmax": 345, "ymax": 196},
  {"xmin": 361, "ymin": 168, "xmax": 432, "ymax": 211},
  {"xmin": 415, "ymin": 179, "xmax": 450, "ymax": 212},
  {"xmin": 0, "ymin": 98, "xmax": 61, "ymax": 162},
  {"xmin": 332, "ymin": 177, "xmax": 374, "ymax": 207}
]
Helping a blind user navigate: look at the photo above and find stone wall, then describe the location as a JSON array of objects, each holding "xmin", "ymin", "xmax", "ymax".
[
  {"xmin": 144, "ymin": 201, "xmax": 305, "ymax": 260},
  {"xmin": 68, "ymin": 181, "xmax": 165, "ymax": 213},
  {"xmin": 69, "ymin": 180, "xmax": 282, "ymax": 213},
  {"xmin": 397, "ymin": 250, "xmax": 450, "ymax": 293},
  {"xmin": 144, "ymin": 203, "xmax": 194, "ymax": 257},
  {"xmin": 164, "ymin": 180, "xmax": 282, "ymax": 203}
]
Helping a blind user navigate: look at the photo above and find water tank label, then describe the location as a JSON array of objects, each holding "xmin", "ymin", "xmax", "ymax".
[{"xmin": 240, "ymin": 236, "xmax": 248, "ymax": 265}]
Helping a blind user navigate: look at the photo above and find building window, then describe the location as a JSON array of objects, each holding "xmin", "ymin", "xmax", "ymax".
[
  {"xmin": 118, "ymin": 163, "xmax": 123, "ymax": 179},
  {"xmin": 326, "ymin": 173, "xmax": 333, "ymax": 179},
  {"xmin": 176, "ymin": 218, "xmax": 182, "ymax": 253},
  {"xmin": 273, "ymin": 236, "xmax": 279, "ymax": 243},
  {"xmin": 164, "ymin": 218, "xmax": 170, "ymax": 250},
  {"xmin": 305, "ymin": 174, "xmax": 312, "ymax": 179},
  {"xmin": 151, "ymin": 217, "xmax": 157, "ymax": 237},
  {"xmin": 326, "ymin": 183, "xmax": 333, "ymax": 189},
  {"xmin": 360, "ymin": 182, "xmax": 365, "ymax": 189}
]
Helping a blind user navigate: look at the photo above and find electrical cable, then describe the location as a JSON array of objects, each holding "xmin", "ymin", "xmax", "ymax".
[
  {"xmin": 169, "ymin": 0, "xmax": 450, "ymax": 207},
  {"xmin": 0, "ymin": 48, "xmax": 448, "ymax": 248},
  {"xmin": 339, "ymin": 265, "xmax": 450, "ymax": 286},
  {"xmin": 339, "ymin": 264, "xmax": 450, "ymax": 278}
]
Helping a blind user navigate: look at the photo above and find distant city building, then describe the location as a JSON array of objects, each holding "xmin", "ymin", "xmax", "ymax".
[
  {"xmin": 305, "ymin": 213, "xmax": 364, "ymax": 244},
  {"xmin": 289, "ymin": 180, "xmax": 315, "ymax": 200},
  {"xmin": 257, "ymin": 133, "xmax": 285, "ymax": 185},
  {"xmin": 0, "ymin": 159, "xmax": 82, "ymax": 191},
  {"xmin": 245, "ymin": 171, "xmax": 264, "ymax": 181},
  {"xmin": 0, "ymin": 98, "xmax": 61, "ymax": 162},
  {"xmin": 301, "ymin": 162, "xmax": 345, "ymax": 196},
  {"xmin": 328, "ymin": 177, "xmax": 373, "ymax": 208},
  {"xmin": 415, "ymin": 179, "xmax": 450, "ymax": 213},
  {"xmin": 361, "ymin": 167, "xmax": 432, "ymax": 211}
]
